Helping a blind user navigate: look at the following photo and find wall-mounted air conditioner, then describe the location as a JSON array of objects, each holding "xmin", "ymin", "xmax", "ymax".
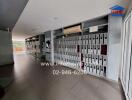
[{"xmin": 64, "ymin": 25, "xmax": 82, "ymax": 34}]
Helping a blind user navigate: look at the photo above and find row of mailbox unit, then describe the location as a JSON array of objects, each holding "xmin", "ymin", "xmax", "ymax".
[
  {"xmin": 45, "ymin": 53, "xmax": 51, "ymax": 62},
  {"xmin": 54, "ymin": 55, "xmax": 106, "ymax": 76},
  {"xmin": 55, "ymin": 33, "xmax": 107, "ymax": 45},
  {"xmin": 25, "ymin": 33, "xmax": 107, "ymax": 54},
  {"xmin": 26, "ymin": 40, "xmax": 40, "ymax": 50},
  {"xmin": 54, "ymin": 53, "xmax": 107, "ymax": 66},
  {"xmin": 55, "ymin": 44, "xmax": 107, "ymax": 55},
  {"xmin": 85, "ymin": 65, "xmax": 106, "ymax": 76}
]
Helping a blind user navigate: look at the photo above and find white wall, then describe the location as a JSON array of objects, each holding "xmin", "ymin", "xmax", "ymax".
[{"xmin": 107, "ymin": 15, "xmax": 122, "ymax": 81}]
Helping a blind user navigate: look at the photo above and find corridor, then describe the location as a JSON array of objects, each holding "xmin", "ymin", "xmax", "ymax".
[{"xmin": 2, "ymin": 54, "xmax": 125, "ymax": 100}]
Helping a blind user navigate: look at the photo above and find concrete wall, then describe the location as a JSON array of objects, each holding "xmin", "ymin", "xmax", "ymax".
[
  {"xmin": 0, "ymin": 30, "xmax": 14, "ymax": 66},
  {"xmin": 107, "ymin": 15, "xmax": 122, "ymax": 81}
]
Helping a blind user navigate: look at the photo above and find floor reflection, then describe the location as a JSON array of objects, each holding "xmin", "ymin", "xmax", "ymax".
[{"xmin": 2, "ymin": 54, "xmax": 125, "ymax": 100}]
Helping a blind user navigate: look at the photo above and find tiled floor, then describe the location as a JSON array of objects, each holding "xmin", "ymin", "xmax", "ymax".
[{"xmin": 1, "ymin": 54, "xmax": 125, "ymax": 100}]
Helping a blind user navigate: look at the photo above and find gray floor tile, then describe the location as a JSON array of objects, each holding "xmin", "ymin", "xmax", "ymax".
[{"xmin": 1, "ymin": 54, "xmax": 125, "ymax": 100}]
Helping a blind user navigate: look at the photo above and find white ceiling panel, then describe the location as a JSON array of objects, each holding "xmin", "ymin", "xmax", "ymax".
[{"xmin": 12, "ymin": 0, "xmax": 130, "ymax": 39}]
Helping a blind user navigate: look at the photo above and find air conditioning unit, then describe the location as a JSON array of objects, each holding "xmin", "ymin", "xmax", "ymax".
[{"xmin": 64, "ymin": 25, "xmax": 82, "ymax": 34}]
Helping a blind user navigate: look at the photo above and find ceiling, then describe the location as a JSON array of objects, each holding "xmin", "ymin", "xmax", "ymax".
[
  {"xmin": 0, "ymin": 0, "xmax": 29, "ymax": 31},
  {"xmin": 12, "ymin": 0, "xmax": 130, "ymax": 40}
]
